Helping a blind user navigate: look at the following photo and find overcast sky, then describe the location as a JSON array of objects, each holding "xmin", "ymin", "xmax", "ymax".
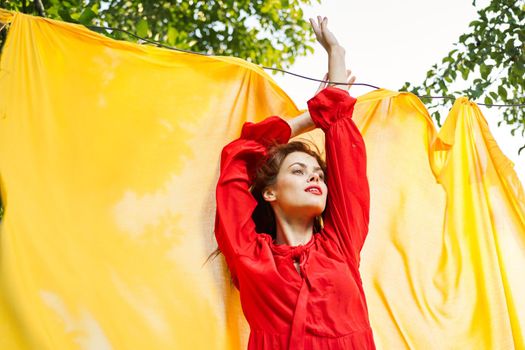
[{"xmin": 272, "ymin": 0, "xmax": 524, "ymax": 185}]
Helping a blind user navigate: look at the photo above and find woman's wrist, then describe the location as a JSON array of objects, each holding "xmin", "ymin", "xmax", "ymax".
[
  {"xmin": 328, "ymin": 46, "xmax": 347, "ymax": 89},
  {"xmin": 327, "ymin": 45, "xmax": 345, "ymax": 56}
]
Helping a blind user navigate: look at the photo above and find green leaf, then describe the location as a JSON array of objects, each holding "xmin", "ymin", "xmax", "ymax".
[
  {"xmin": 484, "ymin": 96, "xmax": 493, "ymax": 105},
  {"xmin": 78, "ymin": 8, "xmax": 97, "ymax": 25},
  {"xmin": 167, "ymin": 27, "xmax": 177, "ymax": 45},
  {"xmin": 461, "ymin": 67, "xmax": 469, "ymax": 80},
  {"xmin": 498, "ymin": 85, "xmax": 508, "ymax": 100},
  {"xmin": 469, "ymin": 20, "xmax": 482, "ymax": 27},
  {"xmin": 136, "ymin": 19, "xmax": 149, "ymax": 38},
  {"xmin": 473, "ymin": 84, "xmax": 484, "ymax": 98},
  {"xmin": 480, "ymin": 64, "xmax": 491, "ymax": 79},
  {"xmin": 505, "ymin": 39, "xmax": 516, "ymax": 52},
  {"xmin": 58, "ymin": 8, "xmax": 76, "ymax": 23}
]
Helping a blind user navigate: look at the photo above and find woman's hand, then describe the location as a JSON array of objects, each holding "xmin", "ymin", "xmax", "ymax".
[
  {"xmin": 310, "ymin": 16, "xmax": 348, "ymax": 91},
  {"xmin": 309, "ymin": 16, "xmax": 343, "ymax": 53},
  {"xmin": 315, "ymin": 70, "xmax": 356, "ymax": 93}
]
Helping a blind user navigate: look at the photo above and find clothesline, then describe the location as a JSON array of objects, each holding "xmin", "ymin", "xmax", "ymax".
[
  {"xmin": 0, "ymin": 20, "xmax": 523, "ymax": 108},
  {"xmin": 86, "ymin": 25, "xmax": 524, "ymax": 108}
]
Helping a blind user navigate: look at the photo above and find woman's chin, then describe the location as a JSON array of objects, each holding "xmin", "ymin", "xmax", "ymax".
[{"xmin": 296, "ymin": 204, "xmax": 325, "ymax": 218}]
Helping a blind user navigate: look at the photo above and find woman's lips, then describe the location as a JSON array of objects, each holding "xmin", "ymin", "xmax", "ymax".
[{"xmin": 305, "ymin": 185, "xmax": 322, "ymax": 195}]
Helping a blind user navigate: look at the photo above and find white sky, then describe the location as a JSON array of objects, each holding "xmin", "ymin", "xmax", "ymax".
[{"xmin": 272, "ymin": 0, "xmax": 525, "ymax": 185}]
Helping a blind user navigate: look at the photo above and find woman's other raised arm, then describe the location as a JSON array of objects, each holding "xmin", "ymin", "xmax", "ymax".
[
  {"xmin": 287, "ymin": 16, "xmax": 356, "ymax": 138},
  {"xmin": 306, "ymin": 17, "xmax": 370, "ymax": 266}
]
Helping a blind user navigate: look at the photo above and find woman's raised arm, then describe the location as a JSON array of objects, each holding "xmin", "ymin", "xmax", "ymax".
[
  {"xmin": 214, "ymin": 117, "xmax": 291, "ymax": 284},
  {"xmin": 310, "ymin": 16, "xmax": 352, "ymax": 91},
  {"xmin": 305, "ymin": 17, "xmax": 370, "ymax": 266},
  {"xmin": 288, "ymin": 16, "xmax": 356, "ymax": 138}
]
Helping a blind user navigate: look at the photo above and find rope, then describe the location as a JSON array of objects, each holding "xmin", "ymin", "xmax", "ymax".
[
  {"xmin": 85, "ymin": 25, "xmax": 525, "ymax": 108},
  {"xmin": 5, "ymin": 20, "xmax": 523, "ymax": 107}
]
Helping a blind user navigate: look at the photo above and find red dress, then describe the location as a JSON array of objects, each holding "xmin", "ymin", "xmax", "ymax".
[{"xmin": 215, "ymin": 87, "xmax": 375, "ymax": 349}]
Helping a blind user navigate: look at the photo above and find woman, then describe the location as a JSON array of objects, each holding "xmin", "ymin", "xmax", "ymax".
[{"xmin": 214, "ymin": 16, "xmax": 375, "ymax": 349}]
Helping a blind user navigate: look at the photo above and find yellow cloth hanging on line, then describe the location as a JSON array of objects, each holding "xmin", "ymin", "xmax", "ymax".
[
  {"xmin": 0, "ymin": 10, "xmax": 299, "ymax": 350},
  {"xmin": 354, "ymin": 91, "xmax": 525, "ymax": 349},
  {"xmin": 0, "ymin": 9, "xmax": 524, "ymax": 350}
]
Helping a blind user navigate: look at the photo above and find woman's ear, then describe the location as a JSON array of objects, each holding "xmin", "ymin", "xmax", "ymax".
[{"xmin": 262, "ymin": 187, "xmax": 276, "ymax": 202}]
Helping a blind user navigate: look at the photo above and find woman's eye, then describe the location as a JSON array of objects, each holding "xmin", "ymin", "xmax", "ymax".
[{"xmin": 292, "ymin": 169, "xmax": 304, "ymax": 175}]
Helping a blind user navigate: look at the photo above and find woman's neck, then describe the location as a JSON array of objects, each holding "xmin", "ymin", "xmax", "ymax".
[{"xmin": 273, "ymin": 210, "xmax": 314, "ymax": 246}]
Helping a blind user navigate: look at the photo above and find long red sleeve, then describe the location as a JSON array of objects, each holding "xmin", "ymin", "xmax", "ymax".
[
  {"xmin": 307, "ymin": 87, "xmax": 370, "ymax": 266},
  {"xmin": 214, "ymin": 116, "xmax": 291, "ymax": 284}
]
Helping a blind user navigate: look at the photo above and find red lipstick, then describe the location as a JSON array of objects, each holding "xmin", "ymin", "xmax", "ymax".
[{"xmin": 305, "ymin": 185, "xmax": 322, "ymax": 195}]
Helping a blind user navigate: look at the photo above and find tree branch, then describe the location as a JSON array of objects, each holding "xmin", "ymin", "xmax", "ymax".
[{"xmin": 34, "ymin": 0, "xmax": 46, "ymax": 17}]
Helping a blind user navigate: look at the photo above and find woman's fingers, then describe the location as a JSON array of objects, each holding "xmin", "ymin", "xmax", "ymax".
[
  {"xmin": 315, "ymin": 73, "xmax": 329, "ymax": 94},
  {"xmin": 309, "ymin": 17, "xmax": 318, "ymax": 32},
  {"xmin": 314, "ymin": 71, "xmax": 354, "ymax": 92},
  {"xmin": 310, "ymin": 16, "xmax": 337, "ymax": 51},
  {"xmin": 319, "ymin": 16, "xmax": 328, "ymax": 38},
  {"xmin": 347, "ymin": 74, "xmax": 356, "ymax": 91},
  {"xmin": 311, "ymin": 16, "xmax": 324, "ymax": 34},
  {"xmin": 346, "ymin": 69, "xmax": 354, "ymax": 82},
  {"xmin": 309, "ymin": 17, "xmax": 323, "ymax": 42}
]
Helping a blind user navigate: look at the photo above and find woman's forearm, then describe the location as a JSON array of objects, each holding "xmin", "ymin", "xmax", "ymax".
[
  {"xmin": 288, "ymin": 47, "xmax": 347, "ymax": 138},
  {"xmin": 328, "ymin": 45, "xmax": 347, "ymax": 91},
  {"xmin": 288, "ymin": 111, "xmax": 315, "ymax": 138}
]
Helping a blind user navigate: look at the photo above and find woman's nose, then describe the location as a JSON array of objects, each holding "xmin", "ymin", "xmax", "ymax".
[{"xmin": 308, "ymin": 173, "xmax": 320, "ymax": 182}]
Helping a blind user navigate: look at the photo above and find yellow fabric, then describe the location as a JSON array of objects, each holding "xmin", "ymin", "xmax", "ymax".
[
  {"xmin": 1, "ymin": 9, "xmax": 524, "ymax": 350},
  {"xmin": 356, "ymin": 91, "xmax": 525, "ymax": 349},
  {"xmin": 0, "ymin": 10, "xmax": 298, "ymax": 350}
]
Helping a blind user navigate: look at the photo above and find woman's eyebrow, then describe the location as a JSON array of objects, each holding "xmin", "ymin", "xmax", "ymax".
[{"xmin": 288, "ymin": 162, "xmax": 324, "ymax": 172}]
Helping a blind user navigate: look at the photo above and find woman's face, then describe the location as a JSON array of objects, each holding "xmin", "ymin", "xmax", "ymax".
[{"xmin": 263, "ymin": 151, "xmax": 328, "ymax": 218}]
